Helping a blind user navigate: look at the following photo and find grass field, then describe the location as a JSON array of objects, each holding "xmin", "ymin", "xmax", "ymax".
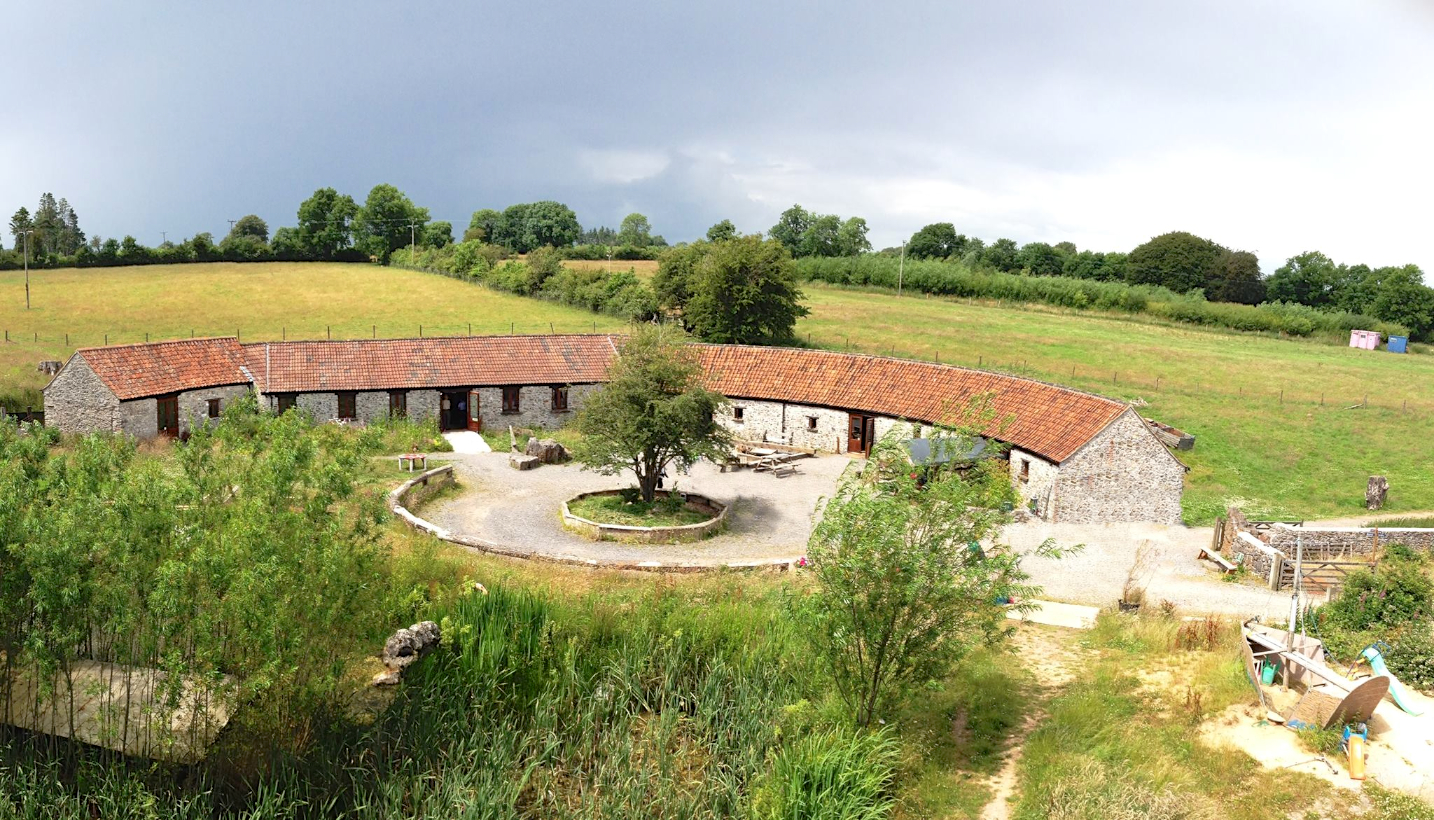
[
  {"xmin": 560, "ymin": 258, "xmax": 659, "ymax": 278},
  {"xmin": 4, "ymin": 262, "xmax": 1431, "ymax": 522},
  {"xmin": 0, "ymin": 262, "xmax": 629, "ymax": 404}
]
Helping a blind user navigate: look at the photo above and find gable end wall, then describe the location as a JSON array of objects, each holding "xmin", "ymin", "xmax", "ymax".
[
  {"xmin": 43, "ymin": 355, "xmax": 121, "ymax": 434},
  {"xmin": 1050, "ymin": 409, "xmax": 1184, "ymax": 524}
]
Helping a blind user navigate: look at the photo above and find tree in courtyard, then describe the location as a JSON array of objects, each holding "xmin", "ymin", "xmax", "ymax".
[
  {"xmin": 571, "ymin": 325, "xmax": 732, "ymax": 503},
  {"xmin": 706, "ymin": 219, "xmax": 737, "ymax": 242},
  {"xmin": 296, "ymin": 187, "xmax": 359, "ymax": 257},
  {"xmin": 671, "ymin": 235, "xmax": 808, "ymax": 344},
  {"xmin": 804, "ymin": 421, "xmax": 1066, "ymax": 727}
]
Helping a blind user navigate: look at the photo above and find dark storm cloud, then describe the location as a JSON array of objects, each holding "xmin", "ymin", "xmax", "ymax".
[{"xmin": 4, "ymin": 0, "xmax": 1432, "ymax": 270}]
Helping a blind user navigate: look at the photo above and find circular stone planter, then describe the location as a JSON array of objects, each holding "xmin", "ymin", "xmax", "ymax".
[{"xmin": 561, "ymin": 490, "xmax": 729, "ymax": 544}]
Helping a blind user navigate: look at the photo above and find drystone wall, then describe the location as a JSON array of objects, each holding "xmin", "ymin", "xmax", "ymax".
[
  {"xmin": 1009, "ymin": 447, "xmax": 1059, "ymax": 515},
  {"xmin": 719, "ymin": 399, "xmax": 854, "ymax": 452},
  {"xmin": 1265, "ymin": 524, "xmax": 1434, "ymax": 557},
  {"xmin": 119, "ymin": 398, "xmax": 159, "ymax": 438},
  {"xmin": 297, "ymin": 392, "xmax": 338, "ymax": 422},
  {"xmin": 176, "ymin": 385, "xmax": 251, "ymax": 434},
  {"xmin": 470, "ymin": 384, "xmax": 597, "ymax": 433},
  {"xmin": 42, "ymin": 356, "xmax": 120, "ymax": 434},
  {"xmin": 1048, "ymin": 409, "xmax": 1184, "ymax": 525}
]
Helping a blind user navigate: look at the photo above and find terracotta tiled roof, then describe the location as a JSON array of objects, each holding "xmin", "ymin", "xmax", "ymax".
[
  {"xmin": 246, "ymin": 335, "xmax": 621, "ymax": 393},
  {"xmin": 78, "ymin": 337, "xmax": 252, "ymax": 400},
  {"xmin": 68, "ymin": 334, "xmax": 1127, "ymax": 462},
  {"xmin": 695, "ymin": 345, "xmax": 1127, "ymax": 463}
]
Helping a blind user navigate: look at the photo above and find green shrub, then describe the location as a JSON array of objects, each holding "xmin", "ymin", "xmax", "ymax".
[
  {"xmin": 794, "ymin": 256, "xmax": 1407, "ymax": 340},
  {"xmin": 749, "ymin": 728, "xmax": 900, "ymax": 820}
]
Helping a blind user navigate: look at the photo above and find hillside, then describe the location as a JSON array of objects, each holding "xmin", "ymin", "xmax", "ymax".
[{"xmin": 3, "ymin": 262, "xmax": 1431, "ymax": 522}]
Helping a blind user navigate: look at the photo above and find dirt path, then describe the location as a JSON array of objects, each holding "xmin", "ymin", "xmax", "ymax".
[{"xmin": 978, "ymin": 624, "xmax": 1091, "ymax": 820}]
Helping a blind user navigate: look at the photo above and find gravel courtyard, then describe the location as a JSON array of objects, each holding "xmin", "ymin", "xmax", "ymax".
[
  {"xmin": 417, "ymin": 452, "xmax": 1296, "ymax": 617},
  {"xmin": 423, "ymin": 452, "xmax": 854, "ymax": 566},
  {"xmin": 1004, "ymin": 520, "xmax": 1293, "ymax": 619}
]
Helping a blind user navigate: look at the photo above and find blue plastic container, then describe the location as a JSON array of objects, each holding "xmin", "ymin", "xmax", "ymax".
[{"xmin": 1388, "ymin": 335, "xmax": 1408, "ymax": 353}]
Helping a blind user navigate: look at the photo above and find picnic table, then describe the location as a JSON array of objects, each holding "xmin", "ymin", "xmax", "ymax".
[{"xmin": 399, "ymin": 453, "xmax": 428, "ymax": 472}]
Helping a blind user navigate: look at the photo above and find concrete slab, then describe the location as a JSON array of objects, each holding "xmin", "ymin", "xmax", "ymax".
[
  {"xmin": 443, "ymin": 431, "xmax": 490, "ymax": 454},
  {"xmin": 1006, "ymin": 600, "xmax": 1099, "ymax": 630}
]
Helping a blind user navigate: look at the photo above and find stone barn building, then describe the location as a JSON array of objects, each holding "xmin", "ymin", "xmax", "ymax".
[{"xmin": 44, "ymin": 334, "xmax": 1186, "ymax": 524}]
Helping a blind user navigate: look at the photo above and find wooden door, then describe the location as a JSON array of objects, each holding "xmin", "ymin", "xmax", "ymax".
[
  {"xmin": 466, "ymin": 389, "xmax": 482, "ymax": 432},
  {"xmin": 847, "ymin": 413, "xmax": 868, "ymax": 454},
  {"xmin": 156, "ymin": 395, "xmax": 179, "ymax": 437}
]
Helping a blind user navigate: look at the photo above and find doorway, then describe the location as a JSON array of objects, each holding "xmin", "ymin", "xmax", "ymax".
[
  {"xmin": 847, "ymin": 413, "xmax": 875, "ymax": 455},
  {"xmin": 157, "ymin": 395, "xmax": 179, "ymax": 437},
  {"xmin": 440, "ymin": 390, "xmax": 468, "ymax": 431},
  {"xmin": 467, "ymin": 389, "xmax": 482, "ymax": 432}
]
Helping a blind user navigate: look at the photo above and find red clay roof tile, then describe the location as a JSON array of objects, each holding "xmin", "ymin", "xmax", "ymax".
[
  {"xmin": 247, "ymin": 335, "xmax": 621, "ymax": 393},
  {"xmin": 78, "ymin": 337, "xmax": 251, "ymax": 400},
  {"xmin": 695, "ymin": 345, "xmax": 1127, "ymax": 463},
  {"xmin": 68, "ymin": 335, "xmax": 1127, "ymax": 463}
]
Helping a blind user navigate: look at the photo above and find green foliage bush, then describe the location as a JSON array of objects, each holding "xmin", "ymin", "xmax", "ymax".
[
  {"xmin": 795, "ymin": 256, "xmax": 1407, "ymax": 339},
  {"xmin": 749, "ymin": 728, "xmax": 900, "ymax": 820},
  {"xmin": 391, "ymin": 244, "xmax": 659, "ymax": 321},
  {"xmin": 1303, "ymin": 546, "xmax": 1434, "ymax": 690}
]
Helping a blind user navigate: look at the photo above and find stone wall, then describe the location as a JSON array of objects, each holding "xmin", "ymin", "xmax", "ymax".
[
  {"xmin": 718, "ymin": 398, "xmax": 855, "ymax": 452},
  {"xmin": 118, "ymin": 398, "xmax": 156, "ymax": 438},
  {"xmin": 355, "ymin": 391, "xmax": 390, "ymax": 424},
  {"xmin": 1048, "ymin": 409, "xmax": 1185, "ymax": 524},
  {"xmin": 408, "ymin": 390, "xmax": 442, "ymax": 425},
  {"xmin": 1265, "ymin": 524, "xmax": 1434, "ymax": 557},
  {"xmin": 42, "ymin": 355, "xmax": 120, "ymax": 434},
  {"xmin": 176, "ymin": 385, "xmax": 251, "ymax": 434},
  {"xmin": 1009, "ymin": 447, "xmax": 1059, "ymax": 516},
  {"xmin": 471, "ymin": 384, "xmax": 597, "ymax": 433},
  {"xmin": 296, "ymin": 392, "xmax": 337, "ymax": 422}
]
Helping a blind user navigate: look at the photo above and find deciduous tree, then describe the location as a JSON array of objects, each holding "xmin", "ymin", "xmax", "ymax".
[
  {"xmin": 296, "ymin": 187, "xmax": 358, "ymax": 257},
  {"xmin": 572, "ymin": 325, "xmax": 732, "ymax": 502},
  {"xmin": 705, "ymin": 219, "xmax": 737, "ymax": 242},
  {"xmin": 804, "ymin": 424, "xmax": 1066, "ymax": 727},
  {"xmin": 906, "ymin": 223, "xmax": 962, "ymax": 260},
  {"xmin": 617, "ymin": 212, "xmax": 653, "ymax": 247},
  {"xmin": 229, "ymin": 214, "xmax": 270, "ymax": 243},
  {"xmin": 355, "ymin": 184, "xmax": 429, "ymax": 262},
  {"xmin": 681, "ymin": 235, "xmax": 808, "ymax": 344},
  {"xmin": 1125, "ymin": 231, "xmax": 1223, "ymax": 294}
]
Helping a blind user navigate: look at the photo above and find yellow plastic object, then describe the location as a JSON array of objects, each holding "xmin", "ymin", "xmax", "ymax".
[{"xmin": 1347, "ymin": 735, "xmax": 1366, "ymax": 780}]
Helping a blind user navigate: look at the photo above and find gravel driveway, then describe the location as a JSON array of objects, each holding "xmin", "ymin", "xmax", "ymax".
[
  {"xmin": 423, "ymin": 452, "xmax": 853, "ymax": 565},
  {"xmin": 1003, "ymin": 520, "xmax": 1294, "ymax": 619}
]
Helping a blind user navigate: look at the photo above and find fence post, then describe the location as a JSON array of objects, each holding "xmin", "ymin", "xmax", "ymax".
[
  {"xmin": 549, "ymin": 322, "xmax": 555, "ymax": 334},
  {"xmin": 511, "ymin": 322, "xmax": 515, "ymax": 335},
  {"xmin": 372, "ymin": 325, "xmax": 376, "ymax": 339},
  {"xmin": 468, "ymin": 322, "xmax": 472, "ymax": 336},
  {"xmin": 145, "ymin": 333, "xmax": 149, "ymax": 342},
  {"xmin": 327, "ymin": 325, "xmax": 331, "ymax": 340},
  {"xmin": 419, "ymin": 325, "xmax": 423, "ymax": 338},
  {"xmin": 65, "ymin": 333, "xmax": 68, "ymax": 346}
]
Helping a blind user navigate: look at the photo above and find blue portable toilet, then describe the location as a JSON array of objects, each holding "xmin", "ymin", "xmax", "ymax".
[{"xmin": 1389, "ymin": 335, "xmax": 1408, "ymax": 354}]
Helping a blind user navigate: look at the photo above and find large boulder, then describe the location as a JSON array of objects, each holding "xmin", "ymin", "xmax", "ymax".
[{"xmin": 525, "ymin": 437, "xmax": 569, "ymax": 464}]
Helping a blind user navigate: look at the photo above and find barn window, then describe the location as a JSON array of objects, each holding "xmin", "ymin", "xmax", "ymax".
[
  {"xmin": 1019, "ymin": 459, "xmax": 1031, "ymax": 483},
  {"xmin": 733, "ymin": 406, "xmax": 745, "ymax": 422},
  {"xmin": 552, "ymin": 386, "xmax": 569, "ymax": 412},
  {"xmin": 806, "ymin": 415, "xmax": 818, "ymax": 431},
  {"xmin": 502, "ymin": 386, "xmax": 521, "ymax": 414},
  {"xmin": 389, "ymin": 390, "xmax": 408, "ymax": 418},
  {"xmin": 275, "ymin": 393, "xmax": 297, "ymax": 413},
  {"xmin": 207, "ymin": 398, "xmax": 221, "ymax": 419},
  {"xmin": 337, "ymin": 391, "xmax": 357, "ymax": 420}
]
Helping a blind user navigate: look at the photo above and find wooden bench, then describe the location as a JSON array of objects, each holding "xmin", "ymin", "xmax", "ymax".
[{"xmin": 1198, "ymin": 546, "xmax": 1238, "ymax": 573}]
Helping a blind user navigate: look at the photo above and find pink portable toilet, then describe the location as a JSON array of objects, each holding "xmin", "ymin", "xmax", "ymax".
[
  {"xmin": 1365, "ymin": 331, "xmax": 1381, "ymax": 350},
  {"xmin": 1350, "ymin": 330, "xmax": 1362, "ymax": 348}
]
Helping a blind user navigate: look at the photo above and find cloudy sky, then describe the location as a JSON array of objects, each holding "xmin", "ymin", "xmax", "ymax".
[{"xmin": 6, "ymin": 0, "xmax": 1433, "ymax": 271}]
